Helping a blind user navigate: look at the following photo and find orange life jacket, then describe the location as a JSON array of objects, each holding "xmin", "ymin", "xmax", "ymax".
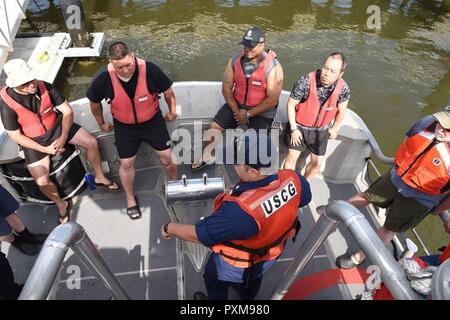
[
  {"xmin": 107, "ymin": 58, "xmax": 159, "ymax": 124},
  {"xmin": 233, "ymin": 50, "xmax": 277, "ymax": 108},
  {"xmin": 0, "ymin": 81, "xmax": 58, "ymax": 138},
  {"xmin": 295, "ymin": 71, "xmax": 346, "ymax": 128},
  {"xmin": 438, "ymin": 244, "xmax": 450, "ymax": 264},
  {"xmin": 211, "ymin": 170, "xmax": 302, "ymax": 268},
  {"xmin": 395, "ymin": 127, "xmax": 450, "ymax": 195}
]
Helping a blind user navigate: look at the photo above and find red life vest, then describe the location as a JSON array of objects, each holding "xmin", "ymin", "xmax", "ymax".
[
  {"xmin": 211, "ymin": 170, "xmax": 302, "ymax": 268},
  {"xmin": 0, "ymin": 81, "xmax": 58, "ymax": 138},
  {"xmin": 395, "ymin": 127, "xmax": 450, "ymax": 195},
  {"xmin": 295, "ymin": 71, "xmax": 346, "ymax": 128},
  {"xmin": 107, "ymin": 58, "xmax": 159, "ymax": 124},
  {"xmin": 438, "ymin": 244, "xmax": 450, "ymax": 264},
  {"xmin": 233, "ymin": 50, "xmax": 277, "ymax": 108}
]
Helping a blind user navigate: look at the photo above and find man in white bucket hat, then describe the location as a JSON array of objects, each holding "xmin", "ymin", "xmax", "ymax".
[{"xmin": 0, "ymin": 59, "xmax": 119, "ymax": 224}]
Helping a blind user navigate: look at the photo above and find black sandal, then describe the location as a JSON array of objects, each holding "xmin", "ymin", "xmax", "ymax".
[
  {"xmin": 191, "ymin": 161, "xmax": 211, "ymax": 172},
  {"xmin": 126, "ymin": 197, "xmax": 142, "ymax": 220},
  {"xmin": 58, "ymin": 199, "xmax": 72, "ymax": 224}
]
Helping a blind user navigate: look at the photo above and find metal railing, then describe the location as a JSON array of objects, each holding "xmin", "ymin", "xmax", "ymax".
[
  {"xmin": 19, "ymin": 222, "xmax": 129, "ymax": 300},
  {"xmin": 271, "ymin": 200, "xmax": 421, "ymax": 300}
]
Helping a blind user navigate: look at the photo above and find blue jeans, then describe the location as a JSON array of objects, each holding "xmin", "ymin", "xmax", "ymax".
[{"xmin": 203, "ymin": 255, "xmax": 263, "ymax": 300}]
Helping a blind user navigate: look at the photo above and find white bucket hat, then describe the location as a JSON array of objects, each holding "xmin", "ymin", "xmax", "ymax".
[{"xmin": 3, "ymin": 59, "xmax": 37, "ymax": 88}]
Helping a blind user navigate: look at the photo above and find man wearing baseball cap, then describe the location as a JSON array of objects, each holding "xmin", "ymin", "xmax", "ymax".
[
  {"xmin": 192, "ymin": 27, "xmax": 284, "ymax": 171},
  {"xmin": 0, "ymin": 59, "xmax": 118, "ymax": 224},
  {"xmin": 162, "ymin": 131, "xmax": 311, "ymax": 299},
  {"xmin": 335, "ymin": 108, "xmax": 450, "ymax": 269}
]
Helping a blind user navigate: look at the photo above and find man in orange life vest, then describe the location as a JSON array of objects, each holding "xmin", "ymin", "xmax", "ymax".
[
  {"xmin": 162, "ymin": 131, "xmax": 311, "ymax": 300},
  {"xmin": 0, "ymin": 59, "xmax": 118, "ymax": 224},
  {"xmin": 283, "ymin": 52, "xmax": 350, "ymax": 180},
  {"xmin": 87, "ymin": 41, "xmax": 177, "ymax": 220},
  {"xmin": 337, "ymin": 108, "xmax": 450, "ymax": 269},
  {"xmin": 191, "ymin": 27, "xmax": 284, "ymax": 171}
]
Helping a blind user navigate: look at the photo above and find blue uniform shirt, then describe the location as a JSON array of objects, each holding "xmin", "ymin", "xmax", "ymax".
[{"xmin": 195, "ymin": 172, "xmax": 311, "ymax": 283}]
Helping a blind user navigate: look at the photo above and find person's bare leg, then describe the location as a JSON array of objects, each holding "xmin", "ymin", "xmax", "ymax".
[
  {"xmin": 0, "ymin": 233, "xmax": 14, "ymax": 243},
  {"xmin": 69, "ymin": 127, "xmax": 117, "ymax": 187},
  {"xmin": 304, "ymin": 154, "xmax": 323, "ymax": 180},
  {"xmin": 156, "ymin": 149, "xmax": 177, "ymax": 181},
  {"xmin": 283, "ymin": 149, "xmax": 301, "ymax": 170},
  {"xmin": 353, "ymin": 226, "xmax": 396, "ymax": 262},
  {"xmin": 27, "ymin": 156, "xmax": 68, "ymax": 218},
  {"xmin": 347, "ymin": 192, "xmax": 371, "ymax": 208},
  {"xmin": 119, "ymin": 156, "xmax": 137, "ymax": 208},
  {"xmin": 5, "ymin": 214, "xmax": 25, "ymax": 233},
  {"xmin": 192, "ymin": 121, "xmax": 224, "ymax": 169}
]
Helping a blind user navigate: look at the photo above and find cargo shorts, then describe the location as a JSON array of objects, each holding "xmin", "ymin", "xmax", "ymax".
[{"xmin": 363, "ymin": 171, "xmax": 431, "ymax": 233}]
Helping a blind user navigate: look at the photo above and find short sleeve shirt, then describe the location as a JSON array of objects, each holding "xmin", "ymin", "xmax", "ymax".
[
  {"xmin": 290, "ymin": 70, "xmax": 350, "ymax": 105},
  {"xmin": 0, "ymin": 82, "xmax": 65, "ymax": 131},
  {"xmin": 86, "ymin": 59, "xmax": 173, "ymax": 104},
  {"xmin": 0, "ymin": 82, "xmax": 65, "ymax": 143},
  {"xmin": 195, "ymin": 173, "xmax": 311, "ymax": 283},
  {"xmin": 390, "ymin": 115, "xmax": 447, "ymax": 208}
]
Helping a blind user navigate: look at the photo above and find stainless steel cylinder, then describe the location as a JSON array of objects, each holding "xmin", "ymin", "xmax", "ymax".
[{"xmin": 165, "ymin": 173, "xmax": 225, "ymax": 204}]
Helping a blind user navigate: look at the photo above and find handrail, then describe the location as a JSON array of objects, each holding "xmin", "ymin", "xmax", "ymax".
[
  {"xmin": 19, "ymin": 222, "xmax": 129, "ymax": 300},
  {"xmin": 271, "ymin": 200, "xmax": 421, "ymax": 300},
  {"xmin": 348, "ymin": 110, "xmax": 394, "ymax": 164}
]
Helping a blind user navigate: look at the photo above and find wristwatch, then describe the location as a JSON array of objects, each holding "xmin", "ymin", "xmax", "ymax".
[
  {"xmin": 163, "ymin": 222, "xmax": 170, "ymax": 234},
  {"xmin": 290, "ymin": 127, "xmax": 298, "ymax": 133}
]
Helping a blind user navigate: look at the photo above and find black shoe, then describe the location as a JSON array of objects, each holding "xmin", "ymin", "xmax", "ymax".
[
  {"xmin": 15, "ymin": 229, "xmax": 48, "ymax": 245},
  {"xmin": 193, "ymin": 291, "xmax": 208, "ymax": 300},
  {"xmin": 336, "ymin": 254, "xmax": 365, "ymax": 269},
  {"xmin": 11, "ymin": 237, "xmax": 39, "ymax": 256}
]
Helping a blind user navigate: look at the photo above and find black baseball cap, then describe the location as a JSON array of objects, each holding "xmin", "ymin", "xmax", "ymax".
[{"xmin": 238, "ymin": 27, "xmax": 265, "ymax": 49}]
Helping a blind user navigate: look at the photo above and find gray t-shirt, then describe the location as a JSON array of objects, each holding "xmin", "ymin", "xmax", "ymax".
[{"xmin": 231, "ymin": 50, "xmax": 280, "ymax": 119}]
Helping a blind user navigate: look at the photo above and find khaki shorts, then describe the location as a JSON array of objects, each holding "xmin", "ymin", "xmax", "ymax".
[{"xmin": 363, "ymin": 171, "xmax": 431, "ymax": 233}]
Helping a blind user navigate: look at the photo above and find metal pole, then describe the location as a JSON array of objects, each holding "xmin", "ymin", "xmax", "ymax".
[
  {"xmin": 71, "ymin": 232, "xmax": 129, "ymax": 300},
  {"xmin": 19, "ymin": 223, "xmax": 129, "ymax": 300},
  {"xmin": 271, "ymin": 201, "xmax": 421, "ymax": 300},
  {"xmin": 59, "ymin": 0, "xmax": 91, "ymax": 47},
  {"xmin": 271, "ymin": 209, "xmax": 339, "ymax": 300}
]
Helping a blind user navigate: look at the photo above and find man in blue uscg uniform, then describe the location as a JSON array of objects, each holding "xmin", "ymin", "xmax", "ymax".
[{"xmin": 161, "ymin": 131, "xmax": 311, "ymax": 300}]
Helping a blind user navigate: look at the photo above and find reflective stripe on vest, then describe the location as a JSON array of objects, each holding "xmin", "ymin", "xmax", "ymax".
[
  {"xmin": 107, "ymin": 58, "xmax": 159, "ymax": 124},
  {"xmin": 233, "ymin": 50, "xmax": 277, "ymax": 107},
  {"xmin": 395, "ymin": 128, "xmax": 450, "ymax": 195},
  {"xmin": 211, "ymin": 170, "xmax": 302, "ymax": 268},
  {"xmin": 295, "ymin": 71, "xmax": 345, "ymax": 128},
  {"xmin": 0, "ymin": 81, "xmax": 57, "ymax": 138}
]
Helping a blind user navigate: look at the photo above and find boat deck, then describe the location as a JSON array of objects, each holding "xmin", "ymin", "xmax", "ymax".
[
  {"xmin": 2, "ymin": 163, "xmax": 383, "ymax": 300},
  {"xmin": 0, "ymin": 82, "xmax": 400, "ymax": 300}
]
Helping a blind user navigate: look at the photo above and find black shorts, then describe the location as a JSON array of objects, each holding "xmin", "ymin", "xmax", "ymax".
[
  {"xmin": 213, "ymin": 103, "xmax": 274, "ymax": 131},
  {"xmin": 23, "ymin": 122, "xmax": 82, "ymax": 165},
  {"xmin": 114, "ymin": 110, "xmax": 172, "ymax": 159},
  {"xmin": 284, "ymin": 122, "xmax": 329, "ymax": 156}
]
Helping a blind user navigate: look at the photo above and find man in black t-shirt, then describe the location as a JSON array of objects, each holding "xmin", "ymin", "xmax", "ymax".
[
  {"xmin": 0, "ymin": 59, "xmax": 118, "ymax": 224},
  {"xmin": 86, "ymin": 41, "xmax": 177, "ymax": 219}
]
